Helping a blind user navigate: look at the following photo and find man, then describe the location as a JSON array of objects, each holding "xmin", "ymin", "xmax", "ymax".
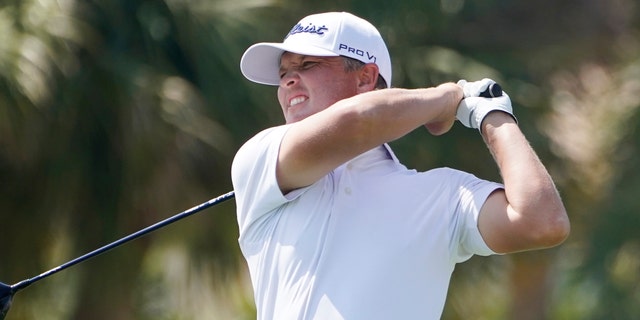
[{"xmin": 232, "ymin": 11, "xmax": 569, "ymax": 320}]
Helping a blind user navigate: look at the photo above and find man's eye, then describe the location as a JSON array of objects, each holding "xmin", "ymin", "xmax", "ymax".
[{"xmin": 301, "ymin": 61, "xmax": 317, "ymax": 69}]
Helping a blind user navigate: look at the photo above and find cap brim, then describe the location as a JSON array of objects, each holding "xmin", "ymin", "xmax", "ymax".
[{"xmin": 240, "ymin": 42, "xmax": 339, "ymax": 86}]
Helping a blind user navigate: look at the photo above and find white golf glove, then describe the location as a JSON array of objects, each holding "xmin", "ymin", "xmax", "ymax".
[
  {"xmin": 457, "ymin": 78, "xmax": 496, "ymax": 98},
  {"xmin": 456, "ymin": 93, "xmax": 516, "ymax": 130}
]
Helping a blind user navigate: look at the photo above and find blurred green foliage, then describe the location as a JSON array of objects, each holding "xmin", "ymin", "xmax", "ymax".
[{"xmin": 0, "ymin": 0, "xmax": 638, "ymax": 319}]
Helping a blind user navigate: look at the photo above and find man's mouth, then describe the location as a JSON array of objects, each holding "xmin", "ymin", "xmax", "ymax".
[{"xmin": 289, "ymin": 96, "xmax": 307, "ymax": 107}]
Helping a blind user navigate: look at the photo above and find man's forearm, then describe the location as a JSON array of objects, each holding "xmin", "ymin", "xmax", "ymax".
[
  {"xmin": 481, "ymin": 112, "xmax": 570, "ymax": 248},
  {"xmin": 343, "ymin": 83, "xmax": 463, "ymax": 145}
]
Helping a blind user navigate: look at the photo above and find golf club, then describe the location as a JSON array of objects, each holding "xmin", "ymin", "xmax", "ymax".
[
  {"xmin": 0, "ymin": 82, "xmax": 504, "ymax": 319},
  {"xmin": 0, "ymin": 190, "xmax": 235, "ymax": 319}
]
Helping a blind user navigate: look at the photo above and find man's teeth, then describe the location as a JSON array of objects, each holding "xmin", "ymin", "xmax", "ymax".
[{"xmin": 290, "ymin": 97, "xmax": 306, "ymax": 106}]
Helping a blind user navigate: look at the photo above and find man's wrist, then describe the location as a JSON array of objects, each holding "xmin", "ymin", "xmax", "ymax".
[
  {"xmin": 438, "ymin": 82, "xmax": 464, "ymax": 107},
  {"xmin": 480, "ymin": 111, "xmax": 518, "ymax": 135}
]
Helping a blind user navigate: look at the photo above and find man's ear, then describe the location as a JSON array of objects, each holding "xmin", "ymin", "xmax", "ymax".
[{"xmin": 357, "ymin": 64, "xmax": 379, "ymax": 92}]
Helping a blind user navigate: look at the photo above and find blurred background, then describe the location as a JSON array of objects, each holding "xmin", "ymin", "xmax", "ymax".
[{"xmin": 0, "ymin": 0, "xmax": 638, "ymax": 319}]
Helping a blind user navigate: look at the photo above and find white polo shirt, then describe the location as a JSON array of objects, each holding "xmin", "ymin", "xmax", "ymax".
[{"xmin": 232, "ymin": 125, "xmax": 502, "ymax": 320}]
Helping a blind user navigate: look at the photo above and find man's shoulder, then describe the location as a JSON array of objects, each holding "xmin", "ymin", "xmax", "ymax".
[
  {"xmin": 232, "ymin": 124, "xmax": 292, "ymax": 177},
  {"xmin": 246, "ymin": 125, "xmax": 288, "ymax": 142},
  {"xmin": 236, "ymin": 125, "xmax": 290, "ymax": 154}
]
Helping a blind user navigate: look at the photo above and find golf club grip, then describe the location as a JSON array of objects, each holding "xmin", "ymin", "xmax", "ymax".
[{"xmin": 479, "ymin": 83, "xmax": 503, "ymax": 98}]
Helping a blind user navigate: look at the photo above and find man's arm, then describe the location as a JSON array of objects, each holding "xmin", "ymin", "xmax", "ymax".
[
  {"xmin": 477, "ymin": 112, "xmax": 570, "ymax": 253},
  {"xmin": 277, "ymin": 82, "xmax": 463, "ymax": 194}
]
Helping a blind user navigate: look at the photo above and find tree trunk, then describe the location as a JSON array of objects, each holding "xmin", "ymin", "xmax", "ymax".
[{"xmin": 507, "ymin": 250, "xmax": 558, "ymax": 320}]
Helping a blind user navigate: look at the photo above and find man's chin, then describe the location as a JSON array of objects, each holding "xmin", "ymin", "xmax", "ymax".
[{"xmin": 286, "ymin": 112, "xmax": 312, "ymax": 124}]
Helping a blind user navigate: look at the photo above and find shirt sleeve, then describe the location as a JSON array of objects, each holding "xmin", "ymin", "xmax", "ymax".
[
  {"xmin": 231, "ymin": 125, "xmax": 291, "ymax": 241},
  {"xmin": 448, "ymin": 170, "xmax": 504, "ymax": 263}
]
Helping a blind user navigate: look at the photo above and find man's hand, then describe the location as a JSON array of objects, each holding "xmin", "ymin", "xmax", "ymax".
[
  {"xmin": 457, "ymin": 78, "xmax": 496, "ymax": 98},
  {"xmin": 455, "ymin": 79, "xmax": 517, "ymax": 131},
  {"xmin": 456, "ymin": 94, "xmax": 516, "ymax": 130}
]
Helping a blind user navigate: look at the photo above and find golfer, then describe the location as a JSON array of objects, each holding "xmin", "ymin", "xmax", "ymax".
[{"xmin": 232, "ymin": 11, "xmax": 569, "ymax": 319}]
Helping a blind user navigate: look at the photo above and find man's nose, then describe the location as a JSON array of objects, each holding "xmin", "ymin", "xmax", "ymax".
[{"xmin": 280, "ymin": 70, "xmax": 300, "ymax": 87}]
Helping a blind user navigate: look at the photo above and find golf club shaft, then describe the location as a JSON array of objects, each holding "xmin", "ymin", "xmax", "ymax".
[{"xmin": 11, "ymin": 190, "xmax": 235, "ymax": 293}]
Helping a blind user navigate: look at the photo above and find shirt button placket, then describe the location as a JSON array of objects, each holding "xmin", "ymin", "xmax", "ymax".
[{"xmin": 344, "ymin": 162, "xmax": 354, "ymax": 195}]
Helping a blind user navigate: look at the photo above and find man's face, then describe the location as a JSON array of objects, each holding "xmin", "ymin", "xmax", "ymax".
[{"xmin": 277, "ymin": 53, "xmax": 361, "ymax": 124}]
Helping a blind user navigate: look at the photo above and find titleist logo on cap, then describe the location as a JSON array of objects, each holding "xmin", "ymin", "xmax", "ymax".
[
  {"xmin": 285, "ymin": 21, "xmax": 377, "ymax": 64},
  {"xmin": 287, "ymin": 23, "xmax": 329, "ymax": 38}
]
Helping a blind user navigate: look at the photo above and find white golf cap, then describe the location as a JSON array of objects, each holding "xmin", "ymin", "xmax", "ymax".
[{"xmin": 240, "ymin": 12, "xmax": 392, "ymax": 88}]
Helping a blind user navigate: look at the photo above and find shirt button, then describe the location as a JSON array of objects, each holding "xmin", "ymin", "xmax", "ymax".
[{"xmin": 345, "ymin": 187, "xmax": 352, "ymax": 195}]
